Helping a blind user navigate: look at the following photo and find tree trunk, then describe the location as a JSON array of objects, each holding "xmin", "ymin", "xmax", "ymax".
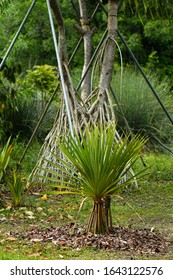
[
  {"xmin": 79, "ymin": 0, "xmax": 91, "ymax": 101},
  {"xmin": 99, "ymin": 0, "xmax": 118, "ymax": 95},
  {"xmin": 88, "ymin": 198, "xmax": 108, "ymax": 234},
  {"xmin": 77, "ymin": 0, "xmax": 97, "ymax": 101},
  {"xmin": 30, "ymin": 0, "xmax": 120, "ymax": 180},
  {"xmin": 86, "ymin": 0, "xmax": 118, "ymax": 125},
  {"xmin": 29, "ymin": 0, "xmax": 79, "ymax": 180},
  {"xmin": 50, "ymin": 0, "xmax": 67, "ymax": 64}
]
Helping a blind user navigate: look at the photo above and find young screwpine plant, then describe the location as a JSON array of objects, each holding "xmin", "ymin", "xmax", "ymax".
[
  {"xmin": 6, "ymin": 170, "xmax": 24, "ymax": 207},
  {"xmin": 38, "ymin": 124, "xmax": 147, "ymax": 234}
]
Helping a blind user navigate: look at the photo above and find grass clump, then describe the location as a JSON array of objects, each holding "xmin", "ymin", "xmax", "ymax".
[{"xmin": 112, "ymin": 68, "xmax": 173, "ymax": 150}]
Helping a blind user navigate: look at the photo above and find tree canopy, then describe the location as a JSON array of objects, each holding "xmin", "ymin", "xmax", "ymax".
[{"xmin": 0, "ymin": 0, "xmax": 172, "ymax": 77}]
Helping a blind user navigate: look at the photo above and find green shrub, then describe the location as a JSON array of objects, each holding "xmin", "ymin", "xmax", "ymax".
[{"xmin": 0, "ymin": 64, "xmax": 59, "ymax": 142}]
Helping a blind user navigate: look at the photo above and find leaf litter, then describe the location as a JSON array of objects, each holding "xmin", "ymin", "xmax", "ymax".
[{"xmin": 9, "ymin": 223, "xmax": 170, "ymax": 255}]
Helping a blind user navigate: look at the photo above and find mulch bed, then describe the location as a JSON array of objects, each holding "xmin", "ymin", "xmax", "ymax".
[{"xmin": 11, "ymin": 223, "xmax": 170, "ymax": 255}]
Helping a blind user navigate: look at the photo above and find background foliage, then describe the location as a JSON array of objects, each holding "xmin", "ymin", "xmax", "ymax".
[{"xmin": 0, "ymin": 0, "xmax": 173, "ymax": 148}]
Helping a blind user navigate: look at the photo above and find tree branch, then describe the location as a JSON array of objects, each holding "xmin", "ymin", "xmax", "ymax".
[{"xmin": 73, "ymin": 23, "xmax": 86, "ymax": 36}]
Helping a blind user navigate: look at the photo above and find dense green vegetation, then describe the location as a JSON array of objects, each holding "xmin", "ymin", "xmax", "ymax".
[
  {"xmin": 0, "ymin": 1, "xmax": 173, "ymax": 76},
  {"xmin": 0, "ymin": 0, "xmax": 173, "ymax": 144}
]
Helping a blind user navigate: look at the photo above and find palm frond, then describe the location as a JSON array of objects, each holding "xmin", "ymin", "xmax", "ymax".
[{"xmin": 39, "ymin": 123, "xmax": 145, "ymax": 198}]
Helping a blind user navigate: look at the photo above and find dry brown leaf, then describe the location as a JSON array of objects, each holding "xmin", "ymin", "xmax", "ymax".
[{"xmin": 6, "ymin": 237, "xmax": 16, "ymax": 242}]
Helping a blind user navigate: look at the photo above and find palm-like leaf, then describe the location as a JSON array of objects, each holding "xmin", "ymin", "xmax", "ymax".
[
  {"xmin": 57, "ymin": 125, "xmax": 146, "ymax": 197},
  {"xmin": 0, "ymin": 137, "xmax": 13, "ymax": 181},
  {"xmin": 38, "ymin": 124, "xmax": 146, "ymax": 233}
]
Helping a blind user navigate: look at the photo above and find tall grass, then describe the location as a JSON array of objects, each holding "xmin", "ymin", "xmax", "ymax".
[
  {"xmin": 112, "ymin": 68, "xmax": 173, "ymax": 150},
  {"xmin": 9, "ymin": 98, "xmax": 57, "ymax": 141}
]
